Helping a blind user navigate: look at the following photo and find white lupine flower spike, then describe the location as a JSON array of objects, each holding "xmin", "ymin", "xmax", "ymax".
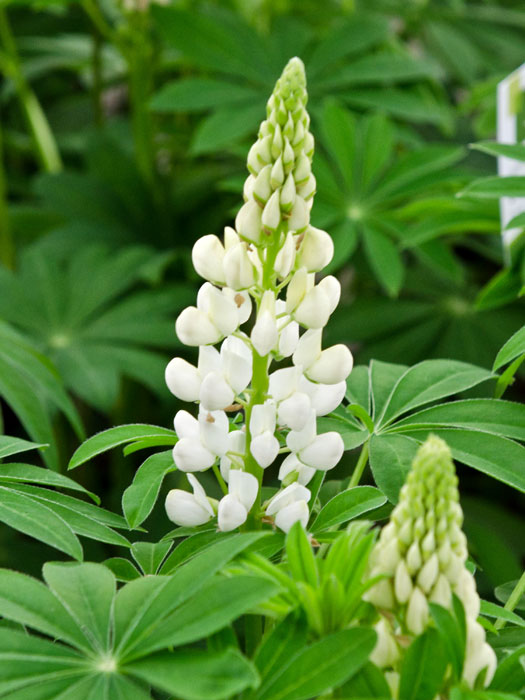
[
  {"xmin": 366, "ymin": 435, "xmax": 497, "ymax": 692},
  {"xmin": 164, "ymin": 57, "xmax": 353, "ymax": 534}
]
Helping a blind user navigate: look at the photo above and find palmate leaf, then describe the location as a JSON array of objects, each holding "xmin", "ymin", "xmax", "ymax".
[
  {"xmin": 0, "ymin": 536, "xmax": 275, "ymax": 699},
  {"xmin": 0, "ymin": 244, "xmax": 191, "ymax": 412},
  {"xmin": 331, "ymin": 357, "xmax": 525, "ymax": 503},
  {"xmin": 150, "ymin": 6, "xmax": 447, "ymax": 155}
]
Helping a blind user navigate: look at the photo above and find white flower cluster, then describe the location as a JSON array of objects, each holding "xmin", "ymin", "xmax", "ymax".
[
  {"xmin": 366, "ymin": 436, "xmax": 497, "ymax": 695},
  {"xmin": 164, "ymin": 57, "xmax": 352, "ymax": 534}
]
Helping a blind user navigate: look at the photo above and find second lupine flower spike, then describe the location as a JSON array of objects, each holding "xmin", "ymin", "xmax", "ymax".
[
  {"xmin": 366, "ymin": 435, "xmax": 496, "ymax": 695},
  {"xmin": 164, "ymin": 57, "xmax": 353, "ymax": 534}
]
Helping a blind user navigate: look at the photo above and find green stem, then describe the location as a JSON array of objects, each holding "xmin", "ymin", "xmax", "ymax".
[
  {"xmin": 494, "ymin": 569, "xmax": 525, "ymax": 630},
  {"xmin": 348, "ymin": 440, "xmax": 370, "ymax": 489},
  {"xmin": 212, "ymin": 464, "xmax": 228, "ymax": 496},
  {"xmin": 0, "ymin": 7, "xmax": 62, "ymax": 173}
]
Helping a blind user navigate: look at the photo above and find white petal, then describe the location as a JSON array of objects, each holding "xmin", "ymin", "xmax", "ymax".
[
  {"xmin": 235, "ymin": 200, "xmax": 262, "ymax": 244},
  {"xmin": 250, "ymin": 431, "xmax": 279, "ymax": 468},
  {"xmin": 251, "ymin": 311, "xmax": 278, "ymax": 357},
  {"xmin": 294, "ymin": 285, "xmax": 332, "ymax": 329},
  {"xmin": 292, "ymin": 328, "xmax": 322, "ymax": 370},
  {"xmin": 269, "ymin": 366, "xmax": 299, "ymax": 402},
  {"xmin": 218, "ymin": 494, "xmax": 248, "ymax": 531},
  {"xmin": 277, "ymin": 392, "xmax": 312, "ymax": 431},
  {"xmin": 221, "ymin": 337, "xmax": 252, "ymax": 394},
  {"xmin": 286, "ymin": 268, "xmax": 313, "ymax": 313},
  {"xmin": 223, "ymin": 242, "xmax": 256, "ymax": 290},
  {"xmin": 275, "ymin": 500, "xmax": 310, "ymax": 533},
  {"xmin": 297, "ymin": 226, "xmax": 334, "ymax": 272},
  {"xmin": 250, "ymin": 401, "xmax": 276, "ymax": 436},
  {"xmin": 299, "ymin": 431, "xmax": 344, "ymax": 470},
  {"xmin": 278, "ymin": 453, "xmax": 315, "ymax": 486},
  {"xmin": 278, "ymin": 320, "xmax": 299, "ymax": 357},
  {"xmin": 306, "ymin": 345, "xmax": 353, "ymax": 384},
  {"xmin": 317, "ymin": 276, "xmax": 340, "ymax": 315},
  {"xmin": 206, "ymin": 286, "xmax": 239, "ymax": 336},
  {"xmin": 187, "ymin": 473, "xmax": 215, "ymax": 516},
  {"xmin": 266, "ymin": 483, "xmax": 311, "ymax": 516},
  {"xmin": 274, "ymin": 232, "xmax": 296, "ymax": 279},
  {"xmin": 223, "ymin": 288, "xmax": 252, "ymax": 324},
  {"xmin": 199, "ymin": 371, "xmax": 235, "ymax": 411},
  {"xmin": 173, "ymin": 439, "xmax": 215, "ymax": 472},
  {"xmin": 165, "ymin": 490, "xmax": 213, "ymax": 527},
  {"xmin": 287, "ymin": 195, "xmax": 309, "ymax": 233},
  {"xmin": 165, "ymin": 357, "xmax": 201, "ymax": 402},
  {"xmin": 174, "ymin": 410, "xmax": 199, "ymax": 439},
  {"xmin": 198, "ymin": 345, "xmax": 222, "ymax": 376},
  {"xmin": 229, "ymin": 470, "xmax": 258, "ymax": 511},
  {"xmin": 175, "ymin": 307, "xmax": 221, "ymax": 346},
  {"xmin": 299, "ymin": 376, "xmax": 346, "ymax": 415},
  {"xmin": 198, "ymin": 409, "xmax": 229, "ymax": 457},
  {"xmin": 192, "ymin": 235, "xmax": 226, "ymax": 284},
  {"xmin": 286, "ymin": 409, "xmax": 316, "ymax": 453}
]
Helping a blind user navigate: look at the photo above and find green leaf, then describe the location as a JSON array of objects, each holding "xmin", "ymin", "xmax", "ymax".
[
  {"xmin": 192, "ymin": 103, "xmax": 265, "ymax": 154},
  {"xmin": 475, "ymin": 269, "xmax": 522, "ymax": 311},
  {"xmin": 429, "ymin": 601, "xmax": 465, "ymax": 681},
  {"xmin": 458, "ymin": 176, "xmax": 525, "ymax": 199},
  {"xmin": 151, "ymin": 78, "xmax": 259, "ymax": 112},
  {"xmin": 369, "ymin": 433, "xmax": 419, "ymax": 503},
  {"xmin": 122, "ymin": 451, "xmax": 175, "ymax": 529},
  {"xmin": 103, "ymin": 557, "xmax": 141, "ymax": 583},
  {"xmin": 362, "ymin": 225, "xmax": 404, "ymax": 297},
  {"xmin": 256, "ymin": 628, "xmax": 376, "ymax": 700},
  {"xmin": 254, "ymin": 612, "xmax": 308, "ymax": 688},
  {"xmin": 42, "ymin": 562, "xmax": 116, "ymax": 652},
  {"xmin": 311, "ymin": 486, "xmax": 386, "ymax": 532},
  {"xmin": 495, "ymin": 581, "xmax": 525, "ymax": 612},
  {"xmin": 69, "ymin": 424, "xmax": 176, "ymax": 469},
  {"xmin": 0, "ymin": 436, "xmax": 46, "ymax": 460},
  {"xmin": 0, "ymin": 629, "xmax": 86, "ymax": 697},
  {"xmin": 126, "ymin": 648, "xmax": 259, "ymax": 700},
  {"xmin": 319, "ymin": 100, "xmax": 356, "ymax": 191},
  {"xmin": 130, "ymin": 575, "xmax": 280, "ymax": 657},
  {"xmin": 494, "ymin": 325, "xmax": 525, "ymax": 371},
  {"xmin": 489, "ymin": 645, "xmax": 525, "ymax": 692},
  {"xmin": 480, "ymin": 600, "xmax": 525, "ymax": 628},
  {"xmin": 286, "ymin": 522, "xmax": 318, "ymax": 588},
  {"xmin": 392, "ymin": 399, "xmax": 525, "ymax": 441},
  {"xmin": 159, "ymin": 530, "xmax": 221, "ymax": 573},
  {"xmin": 336, "ymin": 661, "xmax": 391, "ymax": 698},
  {"xmin": 0, "ymin": 486, "xmax": 82, "ymax": 560},
  {"xmin": 10, "ymin": 484, "xmax": 130, "ymax": 548},
  {"xmin": 399, "ymin": 428, "xmax": 525, "ymax": 493},
  {"xmin": 316, "ymin": 417, "xmax": 369, "ymax": 451},
  {"xmin": 0, "ymin": 569, "xmax": 89, "ymax": 650},
  {"xmin": 471, "ymin": 141, "xmax": 525, "ymax": 162},
  {"xmin": 114, "ymin": 532, "xmax": 269, "ymax": 655},
  {"xmin": 0, "ymin": 462, "xmax": 98, "ymax": 501},
  {"xmin": 369, "ymin": 360, "xmax": 408, "ymax": 421},
  {"xmin": 398, "ymin": 628, "xmax": 448, "ymax": 700},
  {"xmin": 131, "ymin": 540, "xmax": 172, "ymax": 575},
  {"xmin": 377, "ymin": 360, "xmax": 493, "ymax": 428}
]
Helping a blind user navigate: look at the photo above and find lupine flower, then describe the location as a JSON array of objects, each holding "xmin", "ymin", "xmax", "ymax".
[
  {"xmin": 366, "ymin": 435, "xmax": 497, "ymax": 692},
  {"xmin": 165, "ymin": 57, "xmax": 353, "ymax": 534},
  {"xmin": 165, "ymin": 474, "xmax": 217, "ymax": 527}
]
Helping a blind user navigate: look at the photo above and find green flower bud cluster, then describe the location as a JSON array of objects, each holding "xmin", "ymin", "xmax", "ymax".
[
  {"xmin": 236, "ymin": 57, "xmax": 315, "ymax": 250},
  {"xmin": 366, "ymin": 435, "xmax": 496, "ymax": 692}
]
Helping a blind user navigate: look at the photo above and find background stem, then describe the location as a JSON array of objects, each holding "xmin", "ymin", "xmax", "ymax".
[
  {"xmin": 494, "ymin": 569, "xmax": 525, "ymax": 630},
  {"xmin": 348, "ymin": 440, "xmax": 370, "ymax": 488}
]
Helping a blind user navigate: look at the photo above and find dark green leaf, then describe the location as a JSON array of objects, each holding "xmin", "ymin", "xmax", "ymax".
[
  {"xmin": 311, "ymin": 486, "xmax": 386, "ymax": 532},
  {"xmin": 0, "ymin": 436, "xmax": 46, "ymax": 460},
  {"xmin": 494, "ymin": 326, "xmax": 525, "ymax": 371},
  {"xmin": 123, "ymin": 451, "xmax": 175, "ymax": 529},
  {"xmin": 369, "ymin": 433, "xmax": 419, "ymax": 503},
  {"xmin": 286, "ymin": 521, "xmax": 318, "ymax": 587},
  {"xmin": 399, "ymin": 628, "xmax": 448, "ymax": 700}
]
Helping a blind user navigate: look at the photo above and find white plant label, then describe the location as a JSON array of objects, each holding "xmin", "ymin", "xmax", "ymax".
[{"xmin": 497, "ymin": 63, "xmax": 525, "ymax": 255}]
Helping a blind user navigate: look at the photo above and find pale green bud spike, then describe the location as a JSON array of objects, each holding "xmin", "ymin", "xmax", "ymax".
[
  {"xmin": 366, "ymin": 435, "xmax": 497, "ymax": 691},
  {"xmin": 237, "ymin": 57, "xmax": 314, "ymax": 252}
]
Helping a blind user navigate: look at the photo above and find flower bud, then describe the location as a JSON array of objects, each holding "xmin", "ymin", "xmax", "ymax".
[
  {"xmin": 280, "ymin": 173, "xmax": 296, "ymax": 212},
  {"xmin": 247, "ymin": 134, "xmax": 271, "ymax": 175},
  {"xmin": 236, "ymin": 200, "xmax": 262, "ymax": 244},
  {"xmin": 294, "ymin": 152, "xmax": 311, "ymax": 183},
  {"xmin": 229, "ymin": 470, "xmax": 258, "ymax": 512},
  {"xmin": 394, "ymin": 560, "xmax": 413, "ymax": 604},
  {"xmin": 278, "ymin": 453, "xmax": 315, "ymax": 486},
  {"xmin": 253, "ymin": 164, "xmax": 272, "ymax": 204},
  {"xmin": 218, "ymin": 494, "xmax": 248, "ymax": 531},
  {"xmin": 271, "ymin": 155, "xmax": 285, "ymax": 188},
  {"xmin": 288, "ymin": 195, "xmax": 309, "ymax": 233},
  {"xmin": 370, "ymin": 619, "xmax": 400, "ymax": 668},
  {"xmin": 224, "ymin": 242, "xmax": 257, "ymax": 290},
  {"xmin": 286, "ymin": 268, "xmax": 314, "ymax": 313},
  {"xmin": 274, "ymin": 232, "xmax": 296, "ymax": 279},
  {"xmin": 406, "ymin": 586, "xmax": 428, "ymax": 635},
  {"xmin": 297, "ymin": 226, "xmax": 334, "ymax": 272},
  {"xmin": 250, "ymin": 432, "xmax": 279, "ymax": 468},
  {"xmin": 251, "ymin": 291, "xmax": 278, "ymax": 357},
  {"xmin": 262, "ymin": 190, "xmax": 282, "ymax": 232},
  {"xmin": 191, "ymin": 235, "xmax": 226, "ymax": 284}
]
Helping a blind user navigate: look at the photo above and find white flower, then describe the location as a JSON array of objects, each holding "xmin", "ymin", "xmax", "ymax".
[
  {"xmin": 165, "ymin": 474, "xmax": 216, "ymax": 527},
  {"xmin": 296, "ymin": 226, "xmax": 334, "ymax": 272},
  {"xmin": 277, "ymin": 392, "xmax": 311, "ymax": 431},
  {"xmin": 293, "ymin": 329, "xmax": 353, "ymax": 384},
  {"xmin": 298, "ymin": 375, "xmax": 346, "ymax": 416},
  {"xmin": 293, "ymin": 276, "xmax": 340, "ymax": 329},
  {"xmin": 287, "ymin": 195, "xmax": 310, "ymax": 233},
  {"xmin": 286, "ymin": 409, "xmax": 344, "ymax": 470},
  {"xmin": 286, "ymin": 268, "xmax": 314, "ymax": 314},
  {"xmin": 218, "ymin": 470, "xmax": 258, "ymax": 531},
  {"xmin": 274, "ymin": 231, "xmax": 296, "ymax": 279},
  {"xmin": 250, "ymin": 401, "xmax": 280, "ymax": 468},
  {"xmin": 275, "ymin": 300, "xmax": 299, "ymax": 357},
  {"xmin": 236, "ymin": 200, "xmax": 263, "ymax": 244},
  {"xmin": 176, "ymin": 283, "xmax": 242, "ymax": 347},
  {"xmin": 266, "ymin": 482, "xmax": 311, "ymax": 533},
  {"xmin": 278, "ymin": 452, "xmax": 315, "ymax": 486},
  {"xmin": 224, "ymin": 242, "xmax": 257, "ymax": 290},
  {"xmin": 191, "ymin": 235, "xmax": 226, "ymax": 285},
  {"xmin": 262, "ymin": 190, "xmax": 281, "ymax": 232},
  {"xmin": 199, "ymin": 336, "xmax": 252, "ymax": 410},
  {"xmin": 172, "ymin": 408, "xmax": 229, "ymax": 472}
]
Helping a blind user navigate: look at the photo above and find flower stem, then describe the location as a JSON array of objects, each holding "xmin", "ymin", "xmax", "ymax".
[
  {"xmin": 348, "ymin": 440, "xmax": 369, "ymax": 489},
  {"xmin": 0, "ymin": 7, "xmax": 62, "ymax": 173},
  {"xmin": 494, "ymin": 569, "xmax": 525, "ymax": 630}
]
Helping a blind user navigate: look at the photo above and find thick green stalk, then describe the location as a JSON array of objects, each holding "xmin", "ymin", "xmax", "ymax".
[
  {"xmin": 0, "ymin": 8, "xmax": 61, "ymax": 173},
  {"xmin": 494, "ymin": 569, "xmax": 525, "ymax": 630}
]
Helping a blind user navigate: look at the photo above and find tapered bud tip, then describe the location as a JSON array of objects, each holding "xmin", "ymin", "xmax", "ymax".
[
  {"xmin": 410, "ymin": 435, "xmax": 457, "ymax": 495},
  {"xmin": 282, "ymin": 57, "xmax": 306, "ymax": 87}
]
